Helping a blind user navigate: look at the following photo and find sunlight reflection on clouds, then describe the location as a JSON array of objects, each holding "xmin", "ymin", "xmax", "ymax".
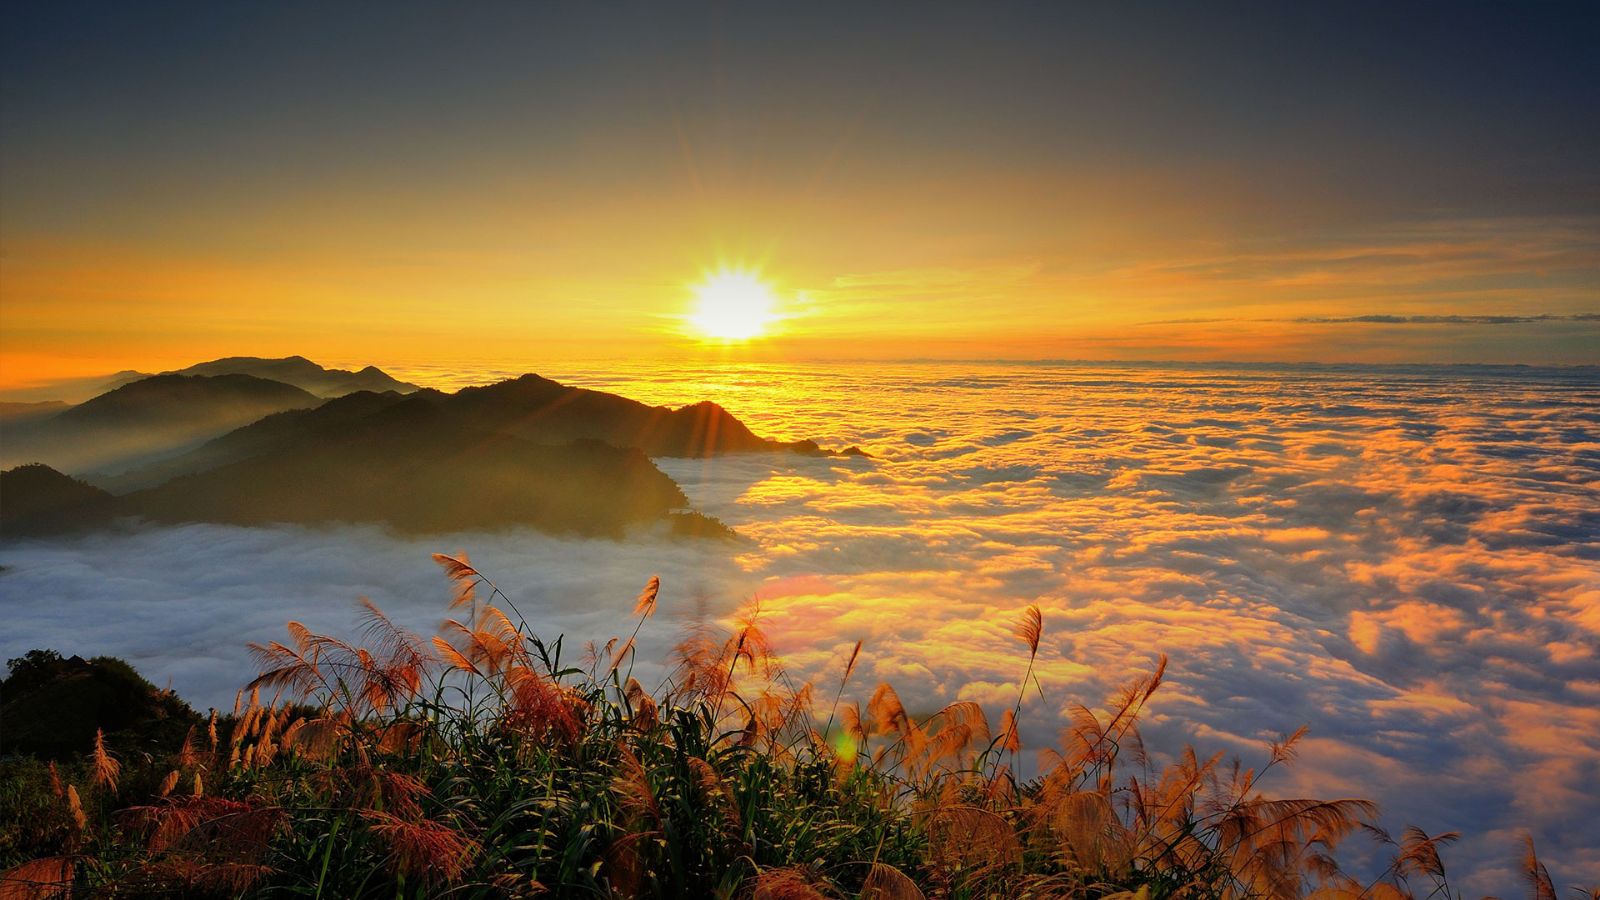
[{"xmin": 2, "ymin": 362, "xmax": 1596, "ymax": 891}]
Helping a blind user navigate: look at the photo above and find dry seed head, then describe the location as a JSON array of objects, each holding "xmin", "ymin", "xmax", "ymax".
[
  {"xmin": 867, "ymin": 683, "xmax": 909, "ymax": 736},
  {"xmin": 178, "ymin": 726, "xmax": 199, "ymax": 768},
  {"xmin": 634, "ymin": 575, "xmax": 661, "ymax": 617},
  {"xmin": 861, "ymin": 862, "xmax": 925, "ymax": 900},
  {"xmin": 1015, "ymin": 605, "xmax": 1043, "ymax": 657},
  {"xmin": 361, "ymin": 810, "xmax": 481, "ymax": 883},
  {"xmin": 607, "ymin": 637, "xmax": 636, "ymax": 675},
  {"xmin": 92, "ymin": 729, "xmax": 120, "ymax": 792},
  {"xmin": 66, "ymin": 785, "xmax": 87, "ymax": 831},
  {"xmin": 751, "ymin": 866, "xmax": 828, "ymax": 899},
  {"xmin": 431, "ymin": 552, "xmax": 482, "ymax": 609},
  {"xmin": 841, "ymin": 702, "xmax": 866, "ymax": 745},
  {"xmin": 998, "ymin": 708, "xmax": 1022, "ymax": 754}
]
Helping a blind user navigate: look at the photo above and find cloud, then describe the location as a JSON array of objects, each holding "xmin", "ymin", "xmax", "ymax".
[
  {"xmin": 1291, "ymin": 314, "xmax": 1600, "ymax": 325},
  {"xmin": 3, "ymin": 360, "xmax": 1597, "ymax": 893},
  {"xmin": 1136, "ymin": 313, "xmax": 1600, "ymax": 327}
]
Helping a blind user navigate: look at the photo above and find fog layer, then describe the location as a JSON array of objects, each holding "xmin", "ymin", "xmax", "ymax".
[{"xmin": 3, "ymin": 361, "xmax": 1595, "ymax": 892}]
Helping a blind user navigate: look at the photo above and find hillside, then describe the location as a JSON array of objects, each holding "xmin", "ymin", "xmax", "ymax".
[
  {"xmin": 2, "ymin": 374, "xmax": 320, "ymax": 474},
  {"xmin": 0, "ymin": 464, "xmax": 115, "ymax": 536},
  {"xmin": 91, "ymin": 390, "xmax": 408, "ymax": 492},
  {"xmin": 121, "ymin": 399, "xmax": 690, "ymax": 535},
  {"xmin": 99, "ymin": 372, "xmax": 863, "ymax": 492},
  {"xmin": 0, "ymin": 401, "xmax": 69, "ymax": 424},
  {"xmin": 0, "ymin": 650, "xmax": 197, "ymax": 759},
  {"xmin": 429, "ymin": 373, "xmax": 840, "ymax": 457},
  {"xmin": 53, "ymin": 373, "xmax": 317, "ymax": 429}
]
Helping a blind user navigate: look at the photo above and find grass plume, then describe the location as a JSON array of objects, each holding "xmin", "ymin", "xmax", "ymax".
[{"xmin": 0, "ymin": 554, "xmax": 1585, "ymax": 898}]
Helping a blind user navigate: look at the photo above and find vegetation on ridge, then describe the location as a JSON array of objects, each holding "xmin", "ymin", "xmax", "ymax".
[{"xmin": 0, "ymin": 556, "xmax": 1590, "ymax": 898}]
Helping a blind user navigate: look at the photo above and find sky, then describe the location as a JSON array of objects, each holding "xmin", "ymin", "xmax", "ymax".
[{"xmin": 2, "ymin": 1, "xmax": 1598, "ymax": 385}]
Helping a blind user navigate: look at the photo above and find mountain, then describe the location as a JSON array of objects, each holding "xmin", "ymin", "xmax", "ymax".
[
  {"xmin": 164, "ymin": 356, "xmax": 418, "ymax": 397},
  {"xmin": 99, "ymin": 372, "xmax": 862, "ymax": 492},
  {"xmin": 1, "ymin": 368, "xmax": 852, "ymax": 538},
  {"xmin": 1, "ymin": 374, "xmax": 320, "ymax": 475},
  {"xmin": 446, "ymin": 374, "xmax": 832, "ymax": 457},
  {"xmin": 54, "ymin": 373, "xmax": 318, "ymax": 430},
  {"xmin": 0, "ymin": 357, "xmax": 415, "ymax": 406},
  {"xmin": 0, "ymin": 464, "xmax": 116, "ymax": 536},
  {"xmin": 91, "ymin": 390, "xmax": 409, "ymax": 492},
  {"xmin": 121, "ymin": 400, "xmax": 690, "ymax": 536}
]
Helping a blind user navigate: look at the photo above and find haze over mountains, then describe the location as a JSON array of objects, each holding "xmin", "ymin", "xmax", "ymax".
[
  {"xmin": 0, "ymin": 356, "xmax": 856, "ymax": 537},
  {"xmin": 152, "ymin": 355, "xmax": 420, "ymax": 397},
  {"xmin": 2, "ymin": 374, "xmax": 321, "ymax": 474},
  {"xmin": 0, "ymin": 356, "xmax": 423, "ymax": 405}
]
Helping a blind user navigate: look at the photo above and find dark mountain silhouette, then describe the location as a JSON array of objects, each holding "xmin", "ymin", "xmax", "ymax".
[
  {"xmin": 122, "ymin": 399, "xmax": 691, "ymax": 536},
  {"xmin": 0, "ymin": 357, "xmax": 412, "ymax": 406},
  {"xmin": 54, "ymin": 373, "xmax": 318, "ymax": 430},
  {"xmin": 163, "ymin": 355, "xmax": 419, "ymax": 397},
  {"xmin": 91, "ymin": 390, "xmax": 408, "ymax": 492},
  {"xmin": 99, "ymin": 372, "xmax": 863, "ymax": 492},
  {"xmin": 445, "ymin": 374, "xmax": 833, "ymax": 457},
  {"xmin": 0, "ymin": 649, "xmax": 198, "ymax": 759},
  {"xmin": 0, "ymin": 464, "xmax": 116, "ymax": 536},
  {"xmin": 1, "ymin": 374, "xmax": 320, "ymax": 475},
  {"xmin": 0, "ymin": 368, "xmax": 854, "ymax": 538}
]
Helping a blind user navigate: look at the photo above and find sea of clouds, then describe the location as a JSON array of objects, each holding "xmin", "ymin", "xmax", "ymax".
[{"xmin": 3, "ymin": 361, "xmax": 1596, "ymax": 892}]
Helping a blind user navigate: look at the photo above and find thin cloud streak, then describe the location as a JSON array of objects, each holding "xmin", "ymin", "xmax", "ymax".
[{"xmin": 1136, "ymin": 313, "xmax": 1600, "ymax": 326}]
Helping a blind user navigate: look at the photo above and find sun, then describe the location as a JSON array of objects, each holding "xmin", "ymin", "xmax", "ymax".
[{"xmin": 686, "ymin": 270, "xmax": 779, "ymax": 341}]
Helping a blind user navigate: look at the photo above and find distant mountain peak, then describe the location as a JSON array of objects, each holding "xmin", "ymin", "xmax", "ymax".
[{"xmin": 159, "ymin": 356, "xmax": 420, "ymax": 398}]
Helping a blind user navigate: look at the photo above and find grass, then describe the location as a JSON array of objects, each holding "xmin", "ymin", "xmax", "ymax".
[{"xmin": 0, "ymin": 551, "xmax": 1592, "ymax": 899}]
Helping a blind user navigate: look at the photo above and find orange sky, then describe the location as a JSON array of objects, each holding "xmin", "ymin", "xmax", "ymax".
[{"xmin": 2, "ymin": 4, "xmax": 1597, "ymax": 387}]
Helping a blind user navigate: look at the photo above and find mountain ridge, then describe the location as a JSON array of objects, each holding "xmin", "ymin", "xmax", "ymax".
[
  {"xmin": 93, "ymin": 370, "xmax": 865, "ymax": 492},
  {"xmin": 1, "ymin": 358, "xmax": 861, "ymax": 539},
  {"xmin": 159, "ymin": 355, "xmax": 419, "ymax": 397},
  {"xmin": 1, "ymin": 374, "xmax": 322, "ymax": 475}
]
